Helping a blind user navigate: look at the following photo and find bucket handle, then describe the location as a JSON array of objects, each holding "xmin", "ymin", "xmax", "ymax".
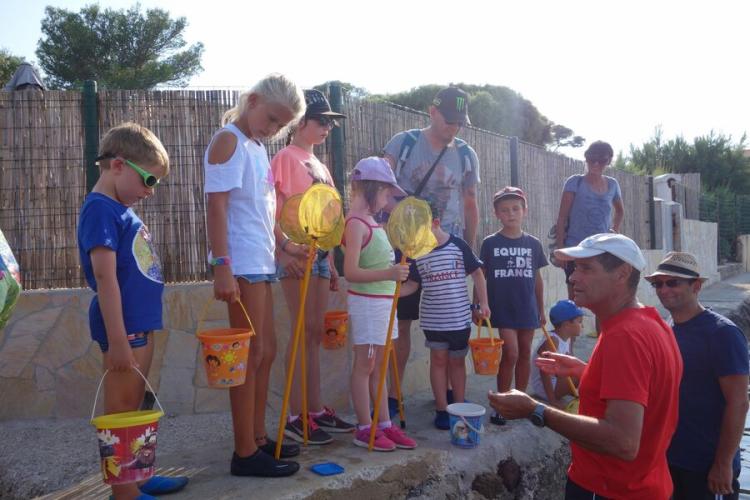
[
  {"xmin": 460, "ymin": 415, "xmax": 484, "ymax": 434},
  {"xmin": 90, "ymin": 366, "xmax": 166, "ymax": 423},
  {"xmin": 196, "ymin": 297, "xmax": 255, "ymax": 337},
  {"xmin": 474, "ymin": 317, "xmax": 498, "ymax": 345}
]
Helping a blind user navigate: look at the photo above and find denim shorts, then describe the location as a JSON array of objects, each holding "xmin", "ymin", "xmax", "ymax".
[
  {"xmin": 236, "ymin": 273, "xmax": 279, "ymax": 284},
  {"xmin": 423, "ymin": 328, "xmax": 471, "ymax": 358},
  {"xmin": 276, "ymin": 250, "xmax": 331, "ymax": 280}
]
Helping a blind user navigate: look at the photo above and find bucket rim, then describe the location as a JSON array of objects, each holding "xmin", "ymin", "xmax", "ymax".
[
  {"xmin": 324, "ymin": 310, "xmax": 348, "ymax": 318},
  {"xmin": 92, "ymin": 409, "xmax": 164, "ymax": 429},
  {"xmin": 447, "ymin": 402, "xmax": 486, "ymax": 418},
  {"xmin": 197, "ymin": 329, "xmax": 252, "ymax": 340}
]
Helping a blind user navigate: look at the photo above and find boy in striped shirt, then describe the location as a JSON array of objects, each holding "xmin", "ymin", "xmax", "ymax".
[{"xmin": 401, "ymin": 200, "xmax": 490, "ymax": 430}]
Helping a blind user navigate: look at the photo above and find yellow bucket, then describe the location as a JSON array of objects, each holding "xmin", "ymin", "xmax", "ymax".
[
  {"xmin": 322, "ymin": 310, "xmax": 348, "ymax": 350},
  {"xmin": 90, "ymin": 368, "xmax": 164, "ymax": 485},
  {"xmin": 197, "ymin": 299, "xmax": 255, "ymax": 388}
]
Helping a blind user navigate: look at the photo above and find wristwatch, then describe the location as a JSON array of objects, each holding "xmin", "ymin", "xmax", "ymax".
[{"xmin": 529, "ymin": 403, "xmax": 546, "ymax": 427}]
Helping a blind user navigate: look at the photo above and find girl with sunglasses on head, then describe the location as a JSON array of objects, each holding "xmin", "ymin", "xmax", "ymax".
[
  {"xmin": 205, "ymin": 73, "xmax": 305, "ymax": 478},
  {"xmin": 554, "ymin": 141, "xmax": 625, "ymax": 303},
  {"xmin": 271, "ymin": 89, "xmax": 355, "ymax": 446}
]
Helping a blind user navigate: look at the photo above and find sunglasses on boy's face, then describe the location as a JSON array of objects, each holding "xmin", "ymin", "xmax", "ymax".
[
  {"xmin": 97, "ymin": 154, "xmax": 160, "ymax": 188},
  {"xmin": 650, "ymin": 278, "xmax": 692, "ymax": 289},
  {"xmin": 310, "ymin": 115, "xmax": 338, "ymax": 128}
]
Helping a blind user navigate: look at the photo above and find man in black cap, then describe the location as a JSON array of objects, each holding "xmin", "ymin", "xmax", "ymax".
[
  {"xmin": 382, "ymin": 86, "xmax": 480, "ymax": 417},
  {"xmin": 647, "ymin": 252, "xmax": 749, "ymax": 500}
]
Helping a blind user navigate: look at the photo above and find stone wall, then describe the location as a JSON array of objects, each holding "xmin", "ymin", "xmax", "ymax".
[{"xmin": 0, "ymin": 221, "xmax": 719, "ymax": 420}]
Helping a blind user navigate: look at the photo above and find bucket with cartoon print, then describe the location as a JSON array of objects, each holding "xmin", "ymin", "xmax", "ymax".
[
  {"xmin": 91, "ymin": 368, "xmax": 164, "ymax": 485},
  {"xmin": 447, "ymin": 403, "xmax": 486, "ymax": 449},
  {"xmin": 322, "ymin": 310, "xmax": 348, "ymax": 350},
  {"xmin": 197, "ymin": 299, "xmax": 255, "ymax": 388},
  {"xmin": 469, "ymin": 318, "xmax": 503, "ymax": 375}
]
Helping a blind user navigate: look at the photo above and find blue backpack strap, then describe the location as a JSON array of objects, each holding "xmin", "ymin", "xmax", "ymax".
[
  {"xmin": 394, "ymin": 129, "xmax": 420, "ymax": 177},
  {"xmin": 454, "ymin": 137, "xmax": 475, "ymax": 176}
]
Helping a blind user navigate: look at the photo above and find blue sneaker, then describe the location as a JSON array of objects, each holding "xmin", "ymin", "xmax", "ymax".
[
  {"xmin": 139, "ymin": 475, "xmax": 189, "ymax": 495},
  {"xmin": 434, "ymin": 410, "xmax": 450, "ymax": 430}
]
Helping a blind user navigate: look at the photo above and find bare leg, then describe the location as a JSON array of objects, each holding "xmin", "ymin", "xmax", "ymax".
[
  {"xmin": 252, "ymin": 282, "xmax": 276, "ymax": 441},
  {"xmin": 448, "ymin": 355, "xmax": 467, "ymax": 404},
  {"xmin": 389, "ymin": 319, "xmax": 411, "ymax": 399},
  {"xmin": 351, "ymin": 345, "xmax": 376, "ymax": 426},
  {"xmin": 497, "ymin": 328, "xmax": 519, "ymax": 392},
  {"xmin": 430, "ymin": 349, "xmax": 449, "ymax": 410},
  {"xmin": 514, "ymin": 329, "xmax": 535, "ymax": 392}
]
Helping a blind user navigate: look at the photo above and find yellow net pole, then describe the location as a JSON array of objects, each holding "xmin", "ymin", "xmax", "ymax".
[
  {"xmin": 275, "ymin": 243, "xmax": 317, "ymax": 458},
  {"xmin": 540, "ymin": 324, "xmax": 579, "ymax": 398},
  {"xmin": 389, "ymin": 343, "xmax": 406, "ymax": 429},
  {"xmin": 368, "ymin": 254, "xmax": 406, "ymax": 450}
]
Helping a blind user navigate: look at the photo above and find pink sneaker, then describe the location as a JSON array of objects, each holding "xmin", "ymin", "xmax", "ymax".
[
  {"xmin": 353, "ymin": 427, "xmax": 396, "ymax": 452},
  {"xmin": 382, "ymin": 425, "xmax": 417, "ymax": 449}
]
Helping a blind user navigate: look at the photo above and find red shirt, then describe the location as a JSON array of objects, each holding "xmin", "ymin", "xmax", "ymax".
[{"xmin": 568, "ymin": 306, "xmax": 683, "ymax": 499}]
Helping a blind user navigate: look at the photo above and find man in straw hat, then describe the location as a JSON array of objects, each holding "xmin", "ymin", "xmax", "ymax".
[
  {"xmin": 488, "ymin": 233, "xmax": 683, "ymax": 499},
  {"xmin": 646, "ymin": 252, "xmax": 749, "ymax": 500}
]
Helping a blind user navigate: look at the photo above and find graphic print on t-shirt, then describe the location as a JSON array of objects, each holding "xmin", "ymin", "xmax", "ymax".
[
  {"xmin": 492, "ymin": 246, "xmax": 535, "ymax": 279},
  {"xmin": 303, "ymin": 160, "xmax": 330, "ymax": 186},
  {"xmin": 132, "ymin": 225, "xmax": 163, "ymax": 283}
]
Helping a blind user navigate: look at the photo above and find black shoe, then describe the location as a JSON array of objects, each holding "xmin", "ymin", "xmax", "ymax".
[
  {"xmin": 258, "ymin": 438, "xmax": 300, "ymax": 458},
  {"xmin": 230, "ymin": 450, "xmax": 299, "ymax": 477},
  {"xmin": 490, "ymin": 411, "xmax": 506, "ymax": 426},
  {"xmin": 284, "ymin": 416, "xmax": 333, "ymax": 445}
]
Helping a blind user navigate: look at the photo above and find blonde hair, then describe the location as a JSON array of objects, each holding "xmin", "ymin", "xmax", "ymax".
[
  {"xmin": 221, "ymin": 73, "xmax": 306, "ymax": 139},
  {"xmin": 98, "ymin": 122, "xmax": 170, "ymax": 175}
]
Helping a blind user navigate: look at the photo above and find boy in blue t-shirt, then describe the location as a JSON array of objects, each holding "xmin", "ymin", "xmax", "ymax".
[
  {"xmin": 480, "ymin": 187, "xmax": 547, "ymax": 425},
  {"xmin": 401, "ymin": 200, "xmax": 490, "ymax": 430},
  {"xmin": 77, "ymin": 123, "xmax": 187, "ymax": 499}
]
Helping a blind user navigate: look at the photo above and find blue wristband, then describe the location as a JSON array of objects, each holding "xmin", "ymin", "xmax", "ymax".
[{"xmin": 210, "ymin": 256, "xmax": 231, "ymax": 266}]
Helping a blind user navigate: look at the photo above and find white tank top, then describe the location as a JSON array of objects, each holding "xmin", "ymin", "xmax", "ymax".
[{"xmin": 530, "ymin": 331, "xmax": 571, "ymax": 400}]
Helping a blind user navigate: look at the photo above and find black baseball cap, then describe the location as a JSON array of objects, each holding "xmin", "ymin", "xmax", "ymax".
[
  {"xmin": 432, "ymin": 87, "xmax": 471, "ymax": 126},
  {"xmin": 304, "ymin": 89, "xmax": 346, "ymax": 119}
]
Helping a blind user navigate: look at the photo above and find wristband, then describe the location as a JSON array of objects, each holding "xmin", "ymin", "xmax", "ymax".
[{"xmin": 209, "ymin": 256, "xmax": 231, "ymax": 266}]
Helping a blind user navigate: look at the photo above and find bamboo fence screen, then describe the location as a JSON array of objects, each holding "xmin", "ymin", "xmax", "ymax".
[{"xmin": 1, "ymin": 88, "xmax": 655, "ymax": 290}]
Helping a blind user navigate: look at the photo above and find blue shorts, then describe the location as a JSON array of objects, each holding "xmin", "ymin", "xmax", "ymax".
[
  {"xmin": 237, "ymin": 273, "xmax": 279, "ymax": 284},
  {"xmin": 98, "ymin": 331, "xmax": 151, "ymax": 353},
  {"xmin": 276, "ymin": 250, "xmax": 331, "ymax": 280}
]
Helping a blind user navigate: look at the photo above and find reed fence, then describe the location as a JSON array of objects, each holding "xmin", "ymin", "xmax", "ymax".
[{"xmin": 2, "ymin": 86, "xmax": 656, "ymax": 290}]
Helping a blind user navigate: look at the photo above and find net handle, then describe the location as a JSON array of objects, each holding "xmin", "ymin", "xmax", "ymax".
[{"xmin": 196, "ymin": 297, "xmax": 254, "ymax": 337}]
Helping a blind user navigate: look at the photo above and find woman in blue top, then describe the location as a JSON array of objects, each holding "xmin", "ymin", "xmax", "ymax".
[{"xmin": 554, "ymin": 140, "xmax": 624, "ymax": 299}]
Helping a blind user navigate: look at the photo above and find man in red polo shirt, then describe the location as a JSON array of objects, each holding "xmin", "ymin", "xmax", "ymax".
[{"xmin": 489, "ymin": 233, "xmax": 683, "ymax": 499}]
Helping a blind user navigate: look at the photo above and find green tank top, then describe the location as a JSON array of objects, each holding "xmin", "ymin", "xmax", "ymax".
[{"xmin": 345, "ymin": 217, "xmax": 396, "ymax": 296}]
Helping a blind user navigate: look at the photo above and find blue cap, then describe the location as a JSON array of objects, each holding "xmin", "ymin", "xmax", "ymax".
[{"xmin": 549, "ymin": 300, "xmax": 585, "ymax": 325}]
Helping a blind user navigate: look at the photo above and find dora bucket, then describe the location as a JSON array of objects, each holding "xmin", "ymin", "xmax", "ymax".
[
  {"xmin": 197, "ymin": 299, "xmax": 255, "ymax": 388},
  {"xmin": 447, "ymin": 403, "xmax": 486, "ymax": 449},
  {"xmin": 323, "ymin": 310, "xmax": 348, "ymax": 350},
  {"xmin": 469, "ymin": 318, "xmax": 503, "ymax": 375},
  {"xmin": 90, "ymin": 368, "xmax": 164, "ymax": 485}
]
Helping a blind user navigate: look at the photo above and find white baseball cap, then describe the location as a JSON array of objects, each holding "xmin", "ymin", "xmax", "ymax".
[{"xmin": 554, "ymin": 233, "xmax": 646, "ymax": 271}]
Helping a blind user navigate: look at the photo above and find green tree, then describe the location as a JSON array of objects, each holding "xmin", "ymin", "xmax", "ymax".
[
  {"xmin": 620, "ymin": 129, "xmax": 750, "ymax": 193},
  {"xmin": 0, "ymin": 48, "xmax": 25, "ymax": 86},
  {"xmin": 373, "ymin": 83, "xmax": 583, "ymax": 148},
  {"xmin": 36, "ymin": 4, "xmax": 204, "ymax": 89}
]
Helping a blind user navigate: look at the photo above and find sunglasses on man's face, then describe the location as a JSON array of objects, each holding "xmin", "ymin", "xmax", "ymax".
[
  {"xmin": 122, "ymin": 158, "xmax": 159, "ymax": 188},
  {"xmin": 310, "ymin": 115, "xmax": 338, "ymax": 128},
  {"xmin": 650, "ymin": 278, "xmax": 691, "ymax": 289}
]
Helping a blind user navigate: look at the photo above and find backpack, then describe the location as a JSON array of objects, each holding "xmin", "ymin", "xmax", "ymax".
[{"xmin": 393, "ymin": 129, "xmax": 477, "ymax": 185}]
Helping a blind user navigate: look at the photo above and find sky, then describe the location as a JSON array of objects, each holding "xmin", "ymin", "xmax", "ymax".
[{"xmin": 2, "ymin": 0, "xmax": 748, "ymax": 160}]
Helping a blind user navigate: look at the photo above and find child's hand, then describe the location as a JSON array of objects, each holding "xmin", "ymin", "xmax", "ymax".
[
  {"xmin": 539, "ymin": 312, "xmax": 547, "ymax": 326},
  {"xmin": 213, "ymin": 265, "xmax": 240, "ymax": 303},
  {"xmin": 286, "ymin": 242, "xmax": 310, "ymax": 259},
  {"xmin": 278, "ymin": 251, "xmax": 305, "ymax": 279},
  {"xmin": 329, "ymin": 265, "xmax": 339, "ymax": 292},
  {"xmin": 479, "ymin": 303, "xmax": 491, "ymax": 320},
  {"xmin": 389, "ymin": 263, "xmax": 410, "ymax": 282},
  {"xmin": 108, "ymin": 340, "xmax": 138, "ymax": 372}
]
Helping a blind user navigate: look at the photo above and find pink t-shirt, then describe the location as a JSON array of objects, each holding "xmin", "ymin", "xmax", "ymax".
[{"xmin": 271, "ymin": 145, "xmax": 334, "ymax": 218}]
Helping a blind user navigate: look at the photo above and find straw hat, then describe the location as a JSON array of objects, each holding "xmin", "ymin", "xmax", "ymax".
[{"xmin": 644, "ymin": 251, "xmax": 707, "ymax": 282}]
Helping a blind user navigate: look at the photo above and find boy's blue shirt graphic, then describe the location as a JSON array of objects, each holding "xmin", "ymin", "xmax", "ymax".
[
  {"xmin": 480, "ymin": 232, "xmax": 547, "ymax": 329},
  {"xmin": 78, "ymin": 192, "xmax": 164, "ymax": 344}
]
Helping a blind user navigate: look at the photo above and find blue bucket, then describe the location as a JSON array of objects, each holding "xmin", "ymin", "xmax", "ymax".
[{"xmin": 447, "ymin": 403, "xmax": 485, "ymax": 449}]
